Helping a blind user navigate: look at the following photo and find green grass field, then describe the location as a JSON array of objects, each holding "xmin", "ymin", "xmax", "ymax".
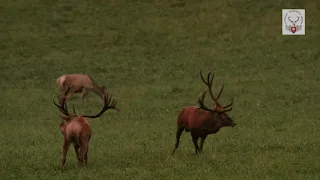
[{"xmin": 1, "ymin": 0, "xmax": 320, "ymax": 179}]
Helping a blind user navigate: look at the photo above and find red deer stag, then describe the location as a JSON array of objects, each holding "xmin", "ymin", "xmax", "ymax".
[
  {"xmin": 56, "ymin": 74, "xmax": 108, "ymax": 104},
  {"xmin": 53, "ymin": 88, "xmax": 119, "ymax": 169},
  {"xmin": 172, "ymin": 70, "xmax": 235, "ymax": 154}
]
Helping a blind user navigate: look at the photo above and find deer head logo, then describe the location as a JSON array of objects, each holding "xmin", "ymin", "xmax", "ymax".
[{"xmin": 283, "ymin": 9, "xmax": 304, "ymax": 35}]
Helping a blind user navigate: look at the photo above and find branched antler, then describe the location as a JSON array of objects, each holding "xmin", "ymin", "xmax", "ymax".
[
  {"xmin": 53, "ymin": 86, "xmax": 72, "ymax": 117},
  {"xmin": 81, "ymin": 93, "xmax": 120, "ymax": 118},
  {"xmin": 198, "ymin": 70, "xmax": 234, "ymax": 113},
  {"xmin": 288, "ymin": 16, "xmax": 300, "ymax": 25},
  {"xmin": 53, "ymin": 87, "xmax": 120, "ymax": 119}
]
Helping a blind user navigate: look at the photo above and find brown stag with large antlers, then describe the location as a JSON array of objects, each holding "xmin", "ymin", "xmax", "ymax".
[
  {"xmin": 172, "ymin": 70, "xmax": 236, "ymax": 154},
  {"xmin": 53, "ymin": 88, "xmax": 119, "ymax": 169}
]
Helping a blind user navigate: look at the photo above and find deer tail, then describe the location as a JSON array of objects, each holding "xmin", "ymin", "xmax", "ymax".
[{"xmin": 56, "ymin": 76, "xmax": 66, "ymax": 88}]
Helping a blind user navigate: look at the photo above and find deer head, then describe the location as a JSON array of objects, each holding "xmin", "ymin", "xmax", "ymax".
[
  {"xmin": 53, "ymin": 86, "xmax": 120, "ymax": 131},
  {"xmin": 198, "ymin": 70, "xmax": 235, "ymax": 127}
]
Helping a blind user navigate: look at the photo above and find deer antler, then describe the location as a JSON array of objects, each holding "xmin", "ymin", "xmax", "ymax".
[
  {"xmin": 53, "ymin": 99, "xmax": 70, "ymax": 116},
  {"xmin": 54, "ymin": 85, "xmax": 119, "ymax": 119},
  {"xmin": 288, "ymin": 16, "xmax": 299, "ymax": 25},
  {"xmin": 81, "ymin": 93, "xmax": 120, "ymax": 118},
  {"xmin": 198, "ymin": 90, "xmax": 215, "ymax": 112},
  {"xmin": 53, "ymin": 86, "xmax": 72, "ymax": 117},
  {"xmin": 198, "ymin": 70, "xmax": 234, "ymax": 113},
  {"xmin": 200, "ymin": 70, "xmax": 224, "ymax": 107},
  {"xmin": 288, "ymin": 16, "xmax": 294, "ymax": 23}
]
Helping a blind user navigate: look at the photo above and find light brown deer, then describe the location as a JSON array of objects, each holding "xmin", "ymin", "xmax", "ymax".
[
  {"xmin": 56, "ymin": 74, "xmax": 108, "ymax": 104},
  {"xmin": 172, "ymin": 70, "xmax": 236, "ymax": 154},
  {"xmin": 53, "ymin": 88, "xmax": 119, "ymax": 169}
]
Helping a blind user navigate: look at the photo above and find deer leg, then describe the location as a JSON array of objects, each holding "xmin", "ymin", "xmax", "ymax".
[
  {"xmin": 80, "ymin": 90, "xmax": 88, "ymax": 110},
  {"xmin": 172, "ymin": 126, "xmax": 184, "ymax": 154},
  {"xmin": 59, "ymin": 86, "xmax": 73, "ymax": 104},
  {"xmin": 66, "ymin": 91, "xmax": 74, "ymax": 101},
  {"xmin": 84, "ymin": 137, "xmax": 91, "ymax": 166},
  {"xmin": 191, "ymin": 131, "xmax": 200, "ymax": 154},
  {"xmin": 81, "ymin": 89, "xmax": 88, "ymax": 102},
  {"xmin": 199, "ymin": 135, "xmax": 208, "ymax": 153},
  {"xmin": 79, "ymin": 139, "xmax": 88, "ymax": 167},
  {"xmin": 84, "ymin": 146, "xmax": 89, "ymax": 166},
  {"xmin": 73, "ymin": 144, "xmax": 80, "ymax": 163},
  {"xmin": 61, "ymin": 140, "xmax": 71, "ymax": 169},
  {"xmin": 78, "ymin": 146, "xmax": 85, "ymax": 167},
  {"xmin": 58, "ymin": 89, "xmax": 67, "ymax": 105}
]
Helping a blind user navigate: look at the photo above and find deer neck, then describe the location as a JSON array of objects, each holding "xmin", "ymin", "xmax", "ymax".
[{"xmin": 91, "ymin": 84, "xmax": 104, "ymax": 97}]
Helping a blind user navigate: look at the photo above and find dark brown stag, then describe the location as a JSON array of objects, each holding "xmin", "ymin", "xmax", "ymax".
[
  {"xmin": 172, "ymin": 70, "xmax": 236, "ymax": 154},
  {"xmin": 53, "ymin": 88, "xmax": 119, "ymax": 169}
]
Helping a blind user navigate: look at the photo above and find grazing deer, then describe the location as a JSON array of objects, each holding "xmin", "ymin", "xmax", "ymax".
[
  {"xmin": 172, "ymin": 70, "xmax": 236, "ymax": 154},
  {"xmin": 56, "ymin": 74, "xmax": 108, "ymax": 104},
  {"xmin": 53, "ymin": 88, "xmax": 119, "ymax": 169}
]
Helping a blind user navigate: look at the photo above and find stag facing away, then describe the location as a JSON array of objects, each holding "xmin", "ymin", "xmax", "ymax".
[
  {"xmin": 172, "ymin": 70, "xmax": 236, "ymax": 154},
  {"xmin": 53, "ymin": 87, "xmax": 120, "ymax": 169}
]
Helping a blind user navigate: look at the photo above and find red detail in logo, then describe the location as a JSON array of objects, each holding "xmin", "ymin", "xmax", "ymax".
[{"xmin": 290, "ymin": 26, "xmax": 297, "ymax": 33}]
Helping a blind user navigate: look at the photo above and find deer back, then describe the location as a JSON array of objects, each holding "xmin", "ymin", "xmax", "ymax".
[
  {"xmin": 62, "ymin": 117, "xmax": 92, "ymax": 140},
  {"xmin": 57, "ymin": 74, "xmax": 96, "ymax": 92},
  {"xmin": 178, "ymin": 106, "xmax": 223, "ymax": 130}
]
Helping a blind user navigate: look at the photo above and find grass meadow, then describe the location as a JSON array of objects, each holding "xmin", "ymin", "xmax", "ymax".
[{"xmin": 1, "ymin": 0, "xmax": 320, "ymax": 179}]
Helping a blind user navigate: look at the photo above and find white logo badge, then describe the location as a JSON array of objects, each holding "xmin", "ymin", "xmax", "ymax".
[{"xmin": 282, "ymin": 9, "xmax": 305, "ymax": 35}]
